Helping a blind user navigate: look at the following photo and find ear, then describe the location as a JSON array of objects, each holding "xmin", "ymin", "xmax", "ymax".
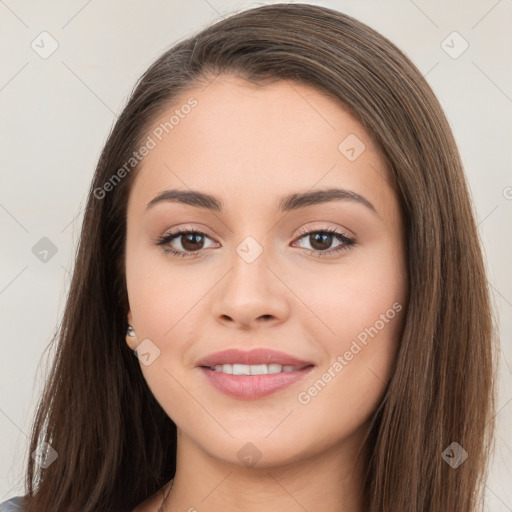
[{"xmin": 126, "ymin": 310, "xmax": 137, "ymax": 350}]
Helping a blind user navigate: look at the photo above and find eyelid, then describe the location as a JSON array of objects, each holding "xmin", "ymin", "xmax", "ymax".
[
  {"xmin": 158, "ymin": 222, "xmax": 354, "ymax": 242},
  {"xmin": 294, "ymin": 222, "xmax": 355, "ymax": 240},
  {"xmin": 156, "ymin": 223, "xmax": 216, "ymax": 240},
  {"xmin": 155, "ymin": 222, "xmax": 357, "ymax": 259}
]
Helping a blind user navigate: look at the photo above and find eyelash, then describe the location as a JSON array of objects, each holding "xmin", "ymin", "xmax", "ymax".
[{"xmin": 155, "ymin": 226, "xmax": 356, "ymax": 259}]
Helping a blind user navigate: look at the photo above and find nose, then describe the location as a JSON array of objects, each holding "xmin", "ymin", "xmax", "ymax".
[{"xmin": 212, "ymin": 242, "xmax": 290, "ymax": 329}]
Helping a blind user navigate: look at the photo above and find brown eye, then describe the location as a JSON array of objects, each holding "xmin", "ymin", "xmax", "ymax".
[
  {"xmin": 294, "ymin": 227, "xmax": 356, "ymax": 257},
  {"xmin": 308, "ymin": 232, "xmax": 334, "ymax": 251},
  {"xmin": 156, "ymin": 226, "xmax": 356, "ymax": 259},
  {"xmin": 156, "ymin": 229, "xmax": 217, "ymax": 257},
  {"xmin": 180, "ymin": 232, "xmax": 205, "ymax": 251}
]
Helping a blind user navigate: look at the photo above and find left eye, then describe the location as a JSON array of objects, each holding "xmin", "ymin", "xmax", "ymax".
[
  {"xmin": 293, "ymin": 228, "xmax": 354, "ymax": 254},
  {"xmin": 291, "ymin": 226, "xmax": 356, "ymax": 257},
  {"xmin": 156, "ymin": 227, "xmax": 356, "ymax": 258},
  {"xmin": 156, "ymin": 229, "xmax": 216, "ymax": 256}
]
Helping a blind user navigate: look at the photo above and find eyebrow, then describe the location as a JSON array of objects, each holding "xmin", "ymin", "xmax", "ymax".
[{"xmin": 145, "ymin": 187, "xmax": 378, "ymax": 215}]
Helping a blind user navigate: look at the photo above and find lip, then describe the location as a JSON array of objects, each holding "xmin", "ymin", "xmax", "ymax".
[
  {"xmin": 195, "ymin": 348, "xmax": 314, "ymax": 368},
  {"xmin": 196, "ymin": 348, "xmax": 315, "ymax": 399}
]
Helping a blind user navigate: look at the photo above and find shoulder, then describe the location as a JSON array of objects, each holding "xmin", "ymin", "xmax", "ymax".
[{"xmin": 0, "ymin": 496, "xmax": 26, "ymax": 511}]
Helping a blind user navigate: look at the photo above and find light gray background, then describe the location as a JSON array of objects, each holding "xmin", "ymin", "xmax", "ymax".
[{"xmin": 1, "ymin": 0, "xmax": 511, "ymax": 509}]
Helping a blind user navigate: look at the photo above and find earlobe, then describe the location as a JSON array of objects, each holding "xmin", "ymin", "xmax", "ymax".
[
  {"xmin": 126, "ymin": 325, "xmax": 137, "ymax": 349},
  {"xmin": 126, "ymin": 311, "xmax": 137, "ymax": 349}
]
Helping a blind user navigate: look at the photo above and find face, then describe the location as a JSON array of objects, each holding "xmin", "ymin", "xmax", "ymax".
[{"xmin": 125, "ymin": 74, "xmax": 408, "ymax": 469}]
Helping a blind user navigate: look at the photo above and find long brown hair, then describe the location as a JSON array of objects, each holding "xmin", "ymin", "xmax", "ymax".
[{"xmin": 23, "ymin": 3, "xmax": 496, "ymax": 511}]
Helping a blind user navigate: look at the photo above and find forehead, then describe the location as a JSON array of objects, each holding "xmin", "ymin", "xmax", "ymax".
[{"xmin": 128, "ymin": 76, "xmax": 395, "ymax": 219}]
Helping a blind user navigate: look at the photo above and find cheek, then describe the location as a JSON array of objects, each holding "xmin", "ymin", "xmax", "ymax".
[
  {"xmin": 292, "ymin": 297, "xmax": 404, "ymax": 453},
  {"xmin": 292, "ymin": 240, "xmax": 406, "ymax": 421},
  {"xmin": 126, "ymin": 242, "xmax": 212, "ymax": 339},
  {"xmin": 125, "ymin": 251, "xmax": 211, "ymax": 423},
  {"xmin": 125, "ymin": 248, "xmax": 221, "ymax": 403},
  {"xmin": 293, "ymin": 234, "xmax": 406, "ymax": 351}
]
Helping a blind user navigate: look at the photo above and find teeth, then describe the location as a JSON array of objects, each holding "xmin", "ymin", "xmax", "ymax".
[
  {"xmin": 268, "ymin": 364, "xmax": 281, "ymax": 374},
  {"xmin": 211, "ymin": 363, "xmax": 300, "ymax": 375}
]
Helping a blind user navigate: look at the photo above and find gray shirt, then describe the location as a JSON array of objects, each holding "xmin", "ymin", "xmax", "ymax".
[{"xmin": 0, "ymin": 496, "xmax": 25, "ymax": 511}]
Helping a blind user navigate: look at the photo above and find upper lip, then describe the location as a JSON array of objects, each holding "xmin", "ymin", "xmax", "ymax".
[{"xmin": 196, "ymin": 348, "xmax": 314, "ymax": 368}]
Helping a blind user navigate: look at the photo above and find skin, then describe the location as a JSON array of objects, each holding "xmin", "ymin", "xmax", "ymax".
[{"xmin": 126, "ymin": 74, "xmax": 408, "ymax": 512}]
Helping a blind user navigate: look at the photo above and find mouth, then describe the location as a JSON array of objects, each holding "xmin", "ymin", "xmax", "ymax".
[
  {"xmin": 195, "ymin": 347, "xmax": 314, "ymax": 368},
  {"xmin": 196, "ymin": 348, "xmax": 315, "ymax": 399},
  {"xmin": 205, "ymin": 363, "xmax": 311, "ymax": 375}
]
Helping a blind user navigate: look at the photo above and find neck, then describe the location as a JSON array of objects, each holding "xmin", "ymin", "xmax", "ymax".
[{"xmin": 163, "ymin": 427, "xmax": 370, "ymax": 512}]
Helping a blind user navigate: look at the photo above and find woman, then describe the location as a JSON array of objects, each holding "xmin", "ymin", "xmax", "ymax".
[{"xmin": 1, "ymin": 3, "xmax": 496, "ymax": 511}]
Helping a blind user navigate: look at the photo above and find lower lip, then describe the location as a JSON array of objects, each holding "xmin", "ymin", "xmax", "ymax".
[{"xmin": 199, "ymin": 366, "xmax": 314, "ymax": 399}]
